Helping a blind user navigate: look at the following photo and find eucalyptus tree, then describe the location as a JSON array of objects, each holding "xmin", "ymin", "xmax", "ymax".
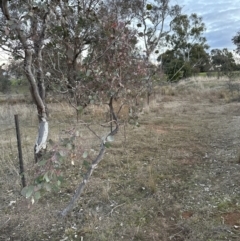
[
  {"xmin": 0, "ymin": 0, "xmax": 143, "ymax": 216},
  {"xmin": 232, "ymin": 31, "xmax": 240, "ymax": 54},
  {"xmin": 189, "ymin": 43, "xmax": 210, "ymax": 73},
  {"xmin": 0, "ymin": 0, "xmax": 54, "ymax": 161},
  {"xmin": 167, "ymin": 13, "xmax": 207, "ymax": 61},
  {"xmin": 211, "ymin": 48, "xmax": 238, "ymax": 78},
  {"xmin": 0, "ymin": 0, "xmax": 118, "ymax": 155},
  {"xmin": 40, "ymin": 0, "xmax": 104, "ymax": 122},
  {"xmin": 135, "ymin": 0, "xmax": 181, "ymax": 60},
  {"xmin": 133, "ymin": 0, "xmax": 182, "ymax": 103},
  {"xmin": 161, "ymin": 13, "xmax": 208, "ymax": 80},
  {"xmin": 160, "ymin": 43, "xmax": 210, "ymax": 81}
]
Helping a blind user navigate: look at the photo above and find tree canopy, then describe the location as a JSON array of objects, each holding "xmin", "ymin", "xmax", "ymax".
[
  {"xmin": 210, "ymin": 48, "xmax": 240, "ymax": 77},
  {"xmin": 159, "ymin": 13, "xmax": 209, "ymax": 81},
  {"xmin": 232, "ymin": 31, "xmax": 240, "ymax": 54}
]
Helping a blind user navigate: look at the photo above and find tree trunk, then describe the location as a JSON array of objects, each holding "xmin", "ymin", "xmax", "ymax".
[
  {"xmin": 24, "ymin": 49, "xmax": 49, "ymax": 162},
  {"xmin": 0, "ymin": 1, "xmax": 50, "ymax": 162}
]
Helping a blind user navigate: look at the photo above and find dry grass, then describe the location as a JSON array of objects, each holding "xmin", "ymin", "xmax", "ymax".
[{"xmin": 1, "ymin": 76, "xmax": 240, "ymax": 240}]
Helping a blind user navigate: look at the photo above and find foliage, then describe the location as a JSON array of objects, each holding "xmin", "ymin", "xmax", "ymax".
[
  {"xmin": 232, "ymin": 30, "xmax": 240, "ymax": 54},
  {"xmin": 131, "ymin": 0, "xmax": 182, "ymax": 100},
  {"xmin": 136, "ymin": 0, "xmax": 181, "ymax": 60},
  {"xmin": 190, "ymin": 43, "xmax": 211, "ymax": 73},
  {"xmin": 21, "ymin": 135, "xmax": 77, "ymax": 203},
  {"xmin": 210, "ymin": 48, "xmax": 239, "ymax": 77},
  {"xmin": 160, "ymin": 13, "xmax": 209, "ymax": 81}
]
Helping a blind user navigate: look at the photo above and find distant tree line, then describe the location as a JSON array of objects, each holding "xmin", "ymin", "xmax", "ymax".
[{"xmin": 157, "ymin": 13, "xmax": 240, "ymax": 81}]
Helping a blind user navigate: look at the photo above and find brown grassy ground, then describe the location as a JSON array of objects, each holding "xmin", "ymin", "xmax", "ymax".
[{"xmin": 1, "ymin": 76, "xmax": 240, "ymax": 241}]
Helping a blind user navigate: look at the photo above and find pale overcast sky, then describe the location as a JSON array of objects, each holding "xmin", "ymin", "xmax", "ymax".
[{"xmin": 179, "ymin": 0, "xmax": 240, "ymax": 51}]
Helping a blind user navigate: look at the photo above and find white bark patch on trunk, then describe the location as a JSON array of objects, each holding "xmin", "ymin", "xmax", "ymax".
[{"xmin": 35, "ymin": 118, "xmax": 48, "ymax": 154}]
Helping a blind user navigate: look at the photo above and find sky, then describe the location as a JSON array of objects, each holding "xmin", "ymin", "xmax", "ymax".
[{"xmin": 179, "ymin": 0, "xmax": 240, "ymax": 51}]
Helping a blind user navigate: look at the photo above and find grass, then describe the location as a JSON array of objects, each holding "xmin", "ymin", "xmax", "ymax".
[{"xmin": 1, "ymin": 76, "xmax": 240, "ymax": 240}]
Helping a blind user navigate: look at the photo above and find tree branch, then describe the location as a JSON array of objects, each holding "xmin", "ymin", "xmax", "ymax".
[{"xmin": 60, "ymin": 96, "xmax": 119, "ymax": 217}]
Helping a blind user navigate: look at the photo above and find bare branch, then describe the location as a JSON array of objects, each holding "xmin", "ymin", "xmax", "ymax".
[{"xmin": 60, "ymin": 96, "xmax": 119, "ymax": 217}]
